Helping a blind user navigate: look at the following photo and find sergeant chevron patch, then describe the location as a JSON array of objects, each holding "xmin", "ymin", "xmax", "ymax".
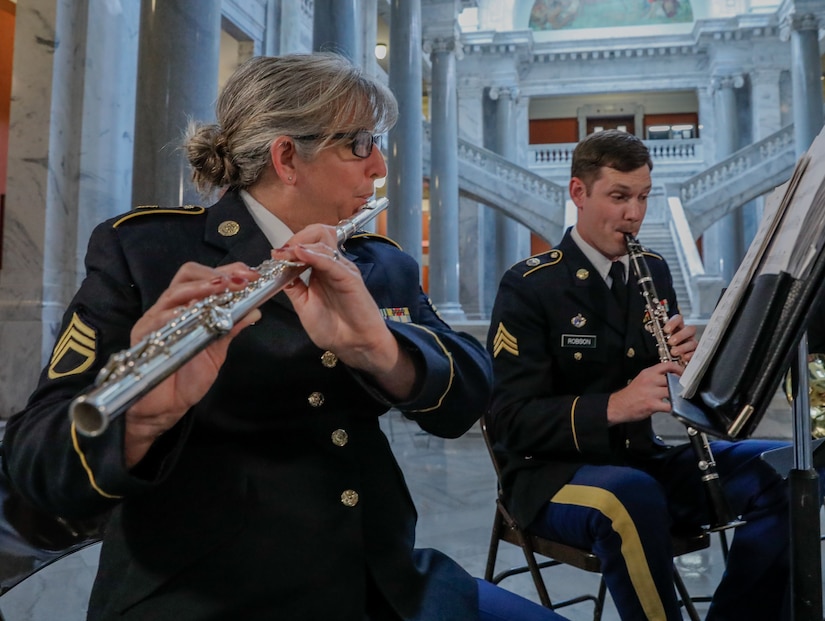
[
  {"xmin": 492, "ymin": 322, "xmax": 519, "ymax": 358},
  {"xmin": 48, "ymin": 312, "xmax": 96, "ymax": 379}
]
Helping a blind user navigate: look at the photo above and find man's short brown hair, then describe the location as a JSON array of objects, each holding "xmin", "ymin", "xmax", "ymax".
[{"xmin": 571, "ymin": 130, "xmax": 653, "ymax": 192}]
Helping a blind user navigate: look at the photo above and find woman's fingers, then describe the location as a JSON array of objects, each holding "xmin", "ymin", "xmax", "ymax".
[{"xmin": 132, "ymin": 262, "xmax": 260, "ymax": 344}]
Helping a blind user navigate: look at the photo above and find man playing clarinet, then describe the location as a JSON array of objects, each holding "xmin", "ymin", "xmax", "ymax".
[{"xmin": 486, "ymin": 129, "xmax": 813, "ymax": 620}]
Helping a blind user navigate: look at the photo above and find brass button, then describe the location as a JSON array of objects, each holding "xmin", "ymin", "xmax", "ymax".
[
  {"xmin": 576, "ymin": 268, "xmax": 590, "ymax": 280},
  {"xmin": 308, "ymin": 392, "xmax": 325, "ymax": 407},
  {"xmin": 626, "ymin": 347, "xmax": 636, "ymax": 358},
  {"xmin": 341, "ymin": 490, "xmax": 359, "ymax": 507},
  {"xmin": 573, "ymin": 352, "xmax": 582, "ymax": 361},
  {"xmin": 321, "ymin": 351, "xmax": 338, "ymax": 368},
  {"xmin": 331, "ymin": 429, "xmax": 349, "ymax": 447},
  {"xmin": 217, "ymin": 220, "xmax": 240, "ymax": 236}
]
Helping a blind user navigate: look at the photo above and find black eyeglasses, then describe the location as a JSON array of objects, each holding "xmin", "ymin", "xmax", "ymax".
[{"xmin": 293, "ymin": 130, "xmax": 382, "ymax": 159}]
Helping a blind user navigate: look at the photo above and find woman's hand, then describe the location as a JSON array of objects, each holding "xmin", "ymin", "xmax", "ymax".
[
  {"xmin": 123, "ymin": 262, "xmax": 261, "ymax": 467},
  {"xmin": 272, "ymin": 224, "xmax": 416, "ymax": 400}
]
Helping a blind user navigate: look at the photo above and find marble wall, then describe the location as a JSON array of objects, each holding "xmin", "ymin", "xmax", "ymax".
[
  {"xmin": 0, "ymin": 0, "xmax": 139, "ymax": 418},
  {"xmin": 1, "ymin": 0, "xmax": 61, "ymax": 418}
]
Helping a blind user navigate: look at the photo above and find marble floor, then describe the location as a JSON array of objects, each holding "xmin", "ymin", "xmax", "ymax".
[{"xmin": 0, "ymin": 398, "xmax": 822, "ymax": 621}]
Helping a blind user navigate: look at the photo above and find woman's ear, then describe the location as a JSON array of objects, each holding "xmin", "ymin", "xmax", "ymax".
[{"xmin": 271, "ymin": 137, "xmax": 297, "ymax": 184}]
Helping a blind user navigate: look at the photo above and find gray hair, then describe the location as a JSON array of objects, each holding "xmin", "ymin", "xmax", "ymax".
[{"xmin": 185, "ymin": 53, "xmax": 398, "ymax": 193}]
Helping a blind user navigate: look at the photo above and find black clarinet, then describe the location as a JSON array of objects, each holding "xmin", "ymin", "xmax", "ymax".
[{"xmin": 625, "ymin": 233, "xmax": 744, "ymax": 533}]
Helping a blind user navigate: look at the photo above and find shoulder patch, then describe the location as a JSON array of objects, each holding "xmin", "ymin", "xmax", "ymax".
[
  {"xmin": 521, "ymin": 249, "xmax": 563, "ymax": 277},
  {"xmin": 492, "ymin": 322, "xmax": 519, "ymax": 358},
  {"xmin": 113, "ymin": 204, "xmax": 205, "ymax": 228},
  {"xmin": 349, "ymin": 232, "xmax": 402, "ymax": 250},
  {"xmin": 48, "ymin": 312, "xmax": 96, "ymax": 379}
]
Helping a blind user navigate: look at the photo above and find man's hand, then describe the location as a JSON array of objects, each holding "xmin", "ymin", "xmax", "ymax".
[
  {"xmin": 663, "ymin": 314, "xmax": 697, "ymax": 363},
  {"xmin": 607, "ymin": 361, "xmax": 683, "ymax": 425}
]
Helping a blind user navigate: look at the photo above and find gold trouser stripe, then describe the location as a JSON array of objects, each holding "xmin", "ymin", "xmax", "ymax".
[
  {"xmin": 70, "ymin": 422, "xmax": 123, "ymax": 499},
  {"xmin": 551, "ymin": 484, "xmax": 667, "ymax": 621}
]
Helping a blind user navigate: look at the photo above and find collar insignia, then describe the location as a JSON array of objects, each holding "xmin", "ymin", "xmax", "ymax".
[{"xmin": 218, "ymin": 220, "xmax": 240, "ymax": 237}]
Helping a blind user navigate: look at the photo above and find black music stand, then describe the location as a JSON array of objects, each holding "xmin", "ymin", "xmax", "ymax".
[
  {"xmin": 671, "ymin": 337, "xmax": 824, "ymax": 621},
  {"xmin": 784, "ymin": 336, "xmax": 822, "ymax": 621},
  {"xmin": 670, "ymin": 126, "xmax": 825, "ymax": 619}
]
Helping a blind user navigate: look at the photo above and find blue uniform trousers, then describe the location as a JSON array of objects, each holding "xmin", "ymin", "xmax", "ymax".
[
  {"xmin": 529, "ymin": 439, "xmax": 809, "ymax": 621},
  {"xmin": 477, "ymin": 578, "xmax": 570, "ymax": 620}
]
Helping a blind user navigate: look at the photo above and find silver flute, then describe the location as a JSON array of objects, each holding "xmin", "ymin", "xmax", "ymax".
[{"xmin": 70, "ymin": 197, "xmax": 389, "ymax": 437}]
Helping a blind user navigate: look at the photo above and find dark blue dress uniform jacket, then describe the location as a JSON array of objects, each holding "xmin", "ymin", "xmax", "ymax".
[
  {"xmin": 4, "ymin": 190, "xmax": 492, "ymax": 621},
  {"xmin": 487, "ymin": 228, "xmax": 673, "ymax": 529}
]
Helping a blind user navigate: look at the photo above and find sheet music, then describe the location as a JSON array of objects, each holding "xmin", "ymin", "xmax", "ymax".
[
  {"xmin": 679, "ymin": 179, "xmax": 795, "ymax": 397},
  {"xmin": 754, "ymin": 158, "xmax": 811, "ymax": 277},
  {"xmin": 678, "ymin": 129, "xmax": 825, "ymax": 398}
]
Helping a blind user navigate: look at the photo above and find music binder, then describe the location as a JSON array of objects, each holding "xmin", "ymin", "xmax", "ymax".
[
  {"xmin": 671, "ymin": 268, "xmax": 825, "ymax": 439},
  {"xmin": 671, "ymin": 126, "xmax": 825, "ymax": 440}
]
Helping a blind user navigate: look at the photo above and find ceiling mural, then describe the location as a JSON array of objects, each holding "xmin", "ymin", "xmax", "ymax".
[{"xmin": 526, "ymin": 0, "xmax": 694, "ymax": 30}]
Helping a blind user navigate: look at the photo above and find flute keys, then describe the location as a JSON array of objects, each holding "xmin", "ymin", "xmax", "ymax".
[{"xmin": 307, "ymin": 391, "xmax": 325, "ymax": 407}]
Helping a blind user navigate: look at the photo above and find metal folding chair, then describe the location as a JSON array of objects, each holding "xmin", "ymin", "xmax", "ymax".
[
  {"xmin": 481, "ymin": 420, "xmax": 709, "ymax": 621},
  {"xmin": 0, "ymin": 445, "xmax": 102, "ymax": 619}
]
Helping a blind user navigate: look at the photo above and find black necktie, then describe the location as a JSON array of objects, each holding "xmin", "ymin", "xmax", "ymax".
[{"xmin": 609, "ymin": 261, "xmax": 628, "ymax": 315}]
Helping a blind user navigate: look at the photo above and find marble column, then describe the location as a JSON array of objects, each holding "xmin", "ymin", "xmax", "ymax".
[
  {"xmin": 265, "ymin": 0, "xmax": 282, "ymax": 55},
  {"xmin": 784, "ymin": 12, "xmax": 825, "ymax": 155},
  {"xmin": 702, "ymin": 74, "xmax": 744, "ymax": 284},
  {"xmin": 131, "ymin": 0, "xmax": 221, "ymax": 209},
  {"xmin": 0, "ymin": 0, "xmax": 140, "ymax": 418},
  {"xmin": 490, "ymin": 86, "xmax": 526, "ymax": 278},
  {"xmin": 747, "ymin": 69, "xmax": 783, "ymax": 238},
  {"xmin": 386, "ymin": 0, "xmax": 423, "ymax": 269},
  {"xmin": 280, "ymin": 0, "xmax": 313, "ymax": 53},
  {"xmin": 361, "ymin": 0, "xmax": 379, "ymax": 75},
  {"xmin": 426, "ymin": 36, "xmax": 464, "ymax": 321},
  {"xmin": 457, "ymin": 81, "xmax": 487, "ymax": 320},
  {"xmin": 313, "ymin": 0, "xmax": 362, "ymax": 64}
]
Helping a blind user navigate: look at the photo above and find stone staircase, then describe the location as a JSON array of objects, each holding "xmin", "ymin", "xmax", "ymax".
[
  {"xmin": 440, "ymin": 124, "xmax": 797, "ymax": 323},
  {"xmin": 636, "ymin": 221, "xmax": 692, "ymax": 319}
]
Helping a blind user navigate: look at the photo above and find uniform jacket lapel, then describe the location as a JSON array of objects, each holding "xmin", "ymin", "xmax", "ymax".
[
  {"xmin": 557, "ymin": 232, "xmax": 626, "ymax": 335},
  {"xmin": 203, "ymin": 191, "xmax": 273, "ymax": 267},
  {"xmin": 200, "ymin": 190, "xmax": 378, "ymax": 306},
  {"xmin": 341, "ymin": 240, "xmax": 376, "ymax": 284},
  {"xmin": 202, "ymin": 190, "xmax": 294, "ymax": 311}
]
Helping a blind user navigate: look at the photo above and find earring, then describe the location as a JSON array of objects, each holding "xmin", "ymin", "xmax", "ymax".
[{"xmin": 288, "ymin": 176, "xmax": 293, "ymax": 181}]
